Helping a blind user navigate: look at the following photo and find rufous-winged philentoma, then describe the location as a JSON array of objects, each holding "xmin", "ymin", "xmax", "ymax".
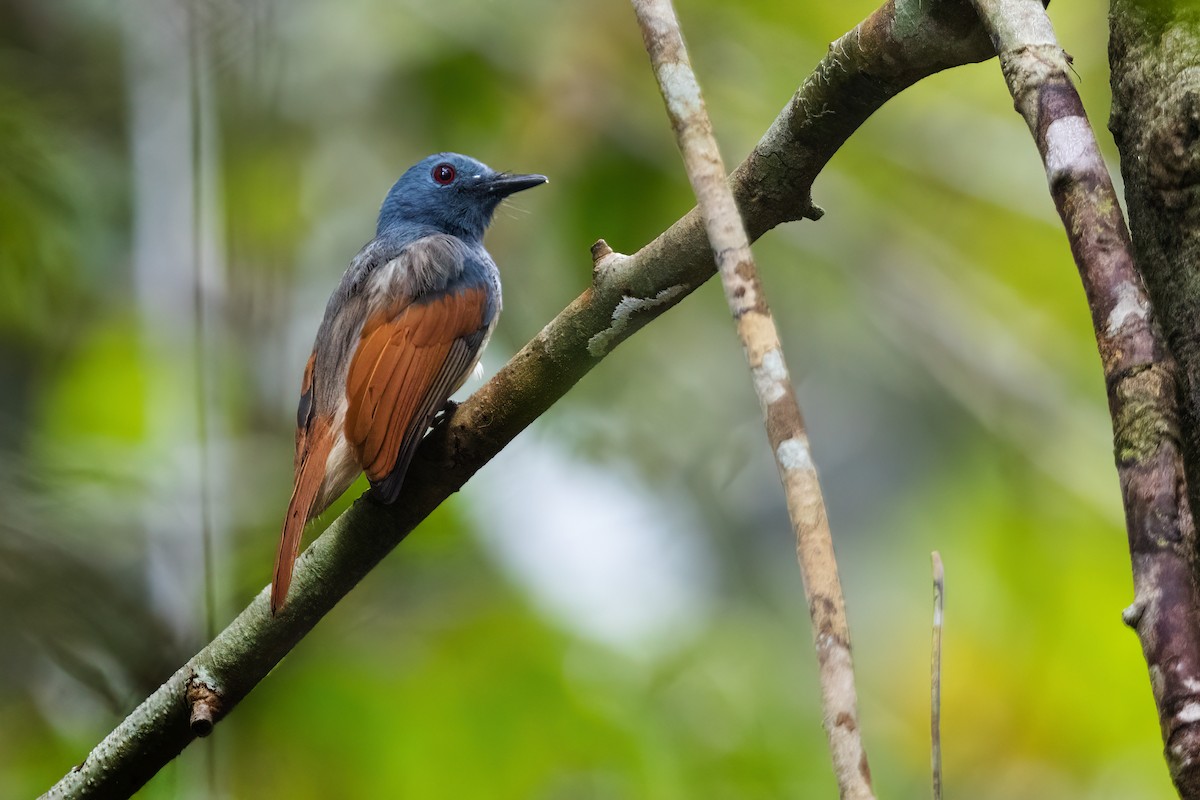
[{"xmin": 271, "ymin": 153, "xmax": 546, "ymax": 614}]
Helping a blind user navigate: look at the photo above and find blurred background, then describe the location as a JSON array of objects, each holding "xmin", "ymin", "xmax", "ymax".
[{"xmin": 0, "ymin": 0, "xmax": 1168, "ymax": 797}]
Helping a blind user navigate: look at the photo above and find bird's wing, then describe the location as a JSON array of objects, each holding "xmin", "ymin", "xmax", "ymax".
[
  {"xmin": 344, "ymin": 283, "xmax": 491, "ymax": 503},
  {"xmin": 274, "ymin": 288, "xmax": 377, "ymax": 614}
]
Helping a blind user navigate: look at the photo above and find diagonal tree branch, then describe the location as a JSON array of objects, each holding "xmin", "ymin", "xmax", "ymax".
[
  {"xmin": 632, "ymin": 0, "xmax": 874, "ymax": 795},
  {"xmin": 967, "ymin": 0, "xmax": 1200, "ymax": 795},
  {"xmin": 42, "ymin": 3, "xmax": 998, "ymax": 798}
]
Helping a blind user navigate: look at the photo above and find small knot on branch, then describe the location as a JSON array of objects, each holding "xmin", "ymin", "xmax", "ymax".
[
  {"xmin": 1122, "ymin": 601, "xmax": 1145, "ymax": 629},
  {"xmin": 591, "ymin": 239, "xmax": 614, "ymax": 264},
  {"xmin": 802, "ymin": 201, "xmax": 825, "ymax": 222},
  {"xmin": 187, "ymin": 674, "xmax": 223, "ymax": 737},
  {"xmin": 590, "ymin": 239, "xmax": 631, "ymax": 285}
]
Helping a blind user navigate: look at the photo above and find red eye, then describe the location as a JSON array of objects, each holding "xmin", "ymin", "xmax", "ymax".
[{"xmin": 432, "ymin": 163, "xmax": 456, "ymax": 185}]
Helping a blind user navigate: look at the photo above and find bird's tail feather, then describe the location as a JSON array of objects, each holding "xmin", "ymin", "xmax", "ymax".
[{"xmin": 271, "ymin": 425, "xmax": 335, "ymax": 615}]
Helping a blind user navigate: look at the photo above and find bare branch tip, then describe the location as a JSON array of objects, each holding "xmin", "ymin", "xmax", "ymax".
[
  {"xmin": 187, "ymin": 675, "xmax": 223, "ymax": 738},
  {"xmin": 591, "ymin": 238, "xmax": 614, "ymax": 264},
  {"xmin": 592, "ymin": 237, "xmax": 614, "ymax": 262},
  {"xmin": 590, "ymin": 239, "xmax": 631, "ymax": 284}
]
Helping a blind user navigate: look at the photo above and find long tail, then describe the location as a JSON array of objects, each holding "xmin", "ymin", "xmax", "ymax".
[{"xmin": 271, "ymin": 426, "xmax": 335, "ymax": 615}]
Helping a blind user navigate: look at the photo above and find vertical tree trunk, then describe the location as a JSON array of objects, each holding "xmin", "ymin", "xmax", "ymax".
[
  {"xmin": 1109, "ymin": 4, "xmax": 1200, "ymax": 796},
  {"xmin": 1110, "ymin": 3, "xmax": 1200, "ymax": 508}
]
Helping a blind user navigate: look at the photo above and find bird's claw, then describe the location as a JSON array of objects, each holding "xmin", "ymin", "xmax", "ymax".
[
  {"xmin": 431, "ymin": 399, "xmax": 459, "ymax": 430},
  {"xmin": 423, "ymin": 399, "xmax": 460, "ymax": 470}
]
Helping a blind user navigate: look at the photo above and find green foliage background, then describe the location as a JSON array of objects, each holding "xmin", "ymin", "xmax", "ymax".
[{"xmin": 0, "ymin": 0, "xmax": 1171, "ymax": 797}]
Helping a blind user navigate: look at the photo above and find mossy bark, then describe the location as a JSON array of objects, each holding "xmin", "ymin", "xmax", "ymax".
[
  {"xmin": 1110, "ymin": 2, "xmax": 1200, "ymax": 526},
  {"xmin": 1110, "ymin": 4, "xmax": 1200, "ymax": 796}
]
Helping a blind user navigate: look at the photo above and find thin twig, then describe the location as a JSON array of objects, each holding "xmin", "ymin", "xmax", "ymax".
[
  {"xmin": 631, "ymin": 1, "xmax": 874, "ymax": 796},
  {"xmin": 43, "ymin": 3, "xmax": 999, "ymax": 797},
  {"xmin": 931, "ymin": 551, "xmax": 944, "ymax": 800},
  {"xmin": 967, "ymin": 0, "xmax": 1200, "ymax": 794}
]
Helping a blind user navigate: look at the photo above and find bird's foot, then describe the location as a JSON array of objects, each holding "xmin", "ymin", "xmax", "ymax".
[
  {"xmin": 431, "ymin": 399, "xmax": 459, "ymax": 430},
  {"xmin": 425, "ymin": 399, "xmax": 460, "ymax": 470}
]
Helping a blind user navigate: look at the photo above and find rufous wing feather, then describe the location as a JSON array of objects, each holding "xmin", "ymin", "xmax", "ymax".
[{"xmin": 345, "ymin": 286, "xmax": 489, "ymax": 502}]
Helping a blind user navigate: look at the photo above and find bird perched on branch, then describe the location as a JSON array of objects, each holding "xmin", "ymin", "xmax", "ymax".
[{"xmin": 271, "ymin": 152, "xmax": 546, "ymax": 614}]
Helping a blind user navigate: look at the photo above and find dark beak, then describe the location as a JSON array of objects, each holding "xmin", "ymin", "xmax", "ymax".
[{"xmin": 487, "ymin": 172, "xmax": 548, "ymax": 197}]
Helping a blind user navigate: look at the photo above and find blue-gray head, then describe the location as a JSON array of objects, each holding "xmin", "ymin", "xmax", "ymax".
[{"xmin": 377, "ymin": 153, "xmax": 547, "ymax": 241}]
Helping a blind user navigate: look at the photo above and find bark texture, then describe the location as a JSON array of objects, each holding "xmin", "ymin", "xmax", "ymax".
[
  {"xmin": 634, "ymin": 0, "xmax": 874, "ymax": 796},
  {"xmin": 1111, "ymin": 2, "xmax": 1200, "ymax": 516},
  {"xmin": 1110, "ymin": 4, "xmax": 1200, "ymax": 795}
]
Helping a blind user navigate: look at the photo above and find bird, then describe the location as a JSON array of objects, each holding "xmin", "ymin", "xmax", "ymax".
[{"xmin": 271, "ymin": 152, "xmax": 546, "ymax": 614}]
